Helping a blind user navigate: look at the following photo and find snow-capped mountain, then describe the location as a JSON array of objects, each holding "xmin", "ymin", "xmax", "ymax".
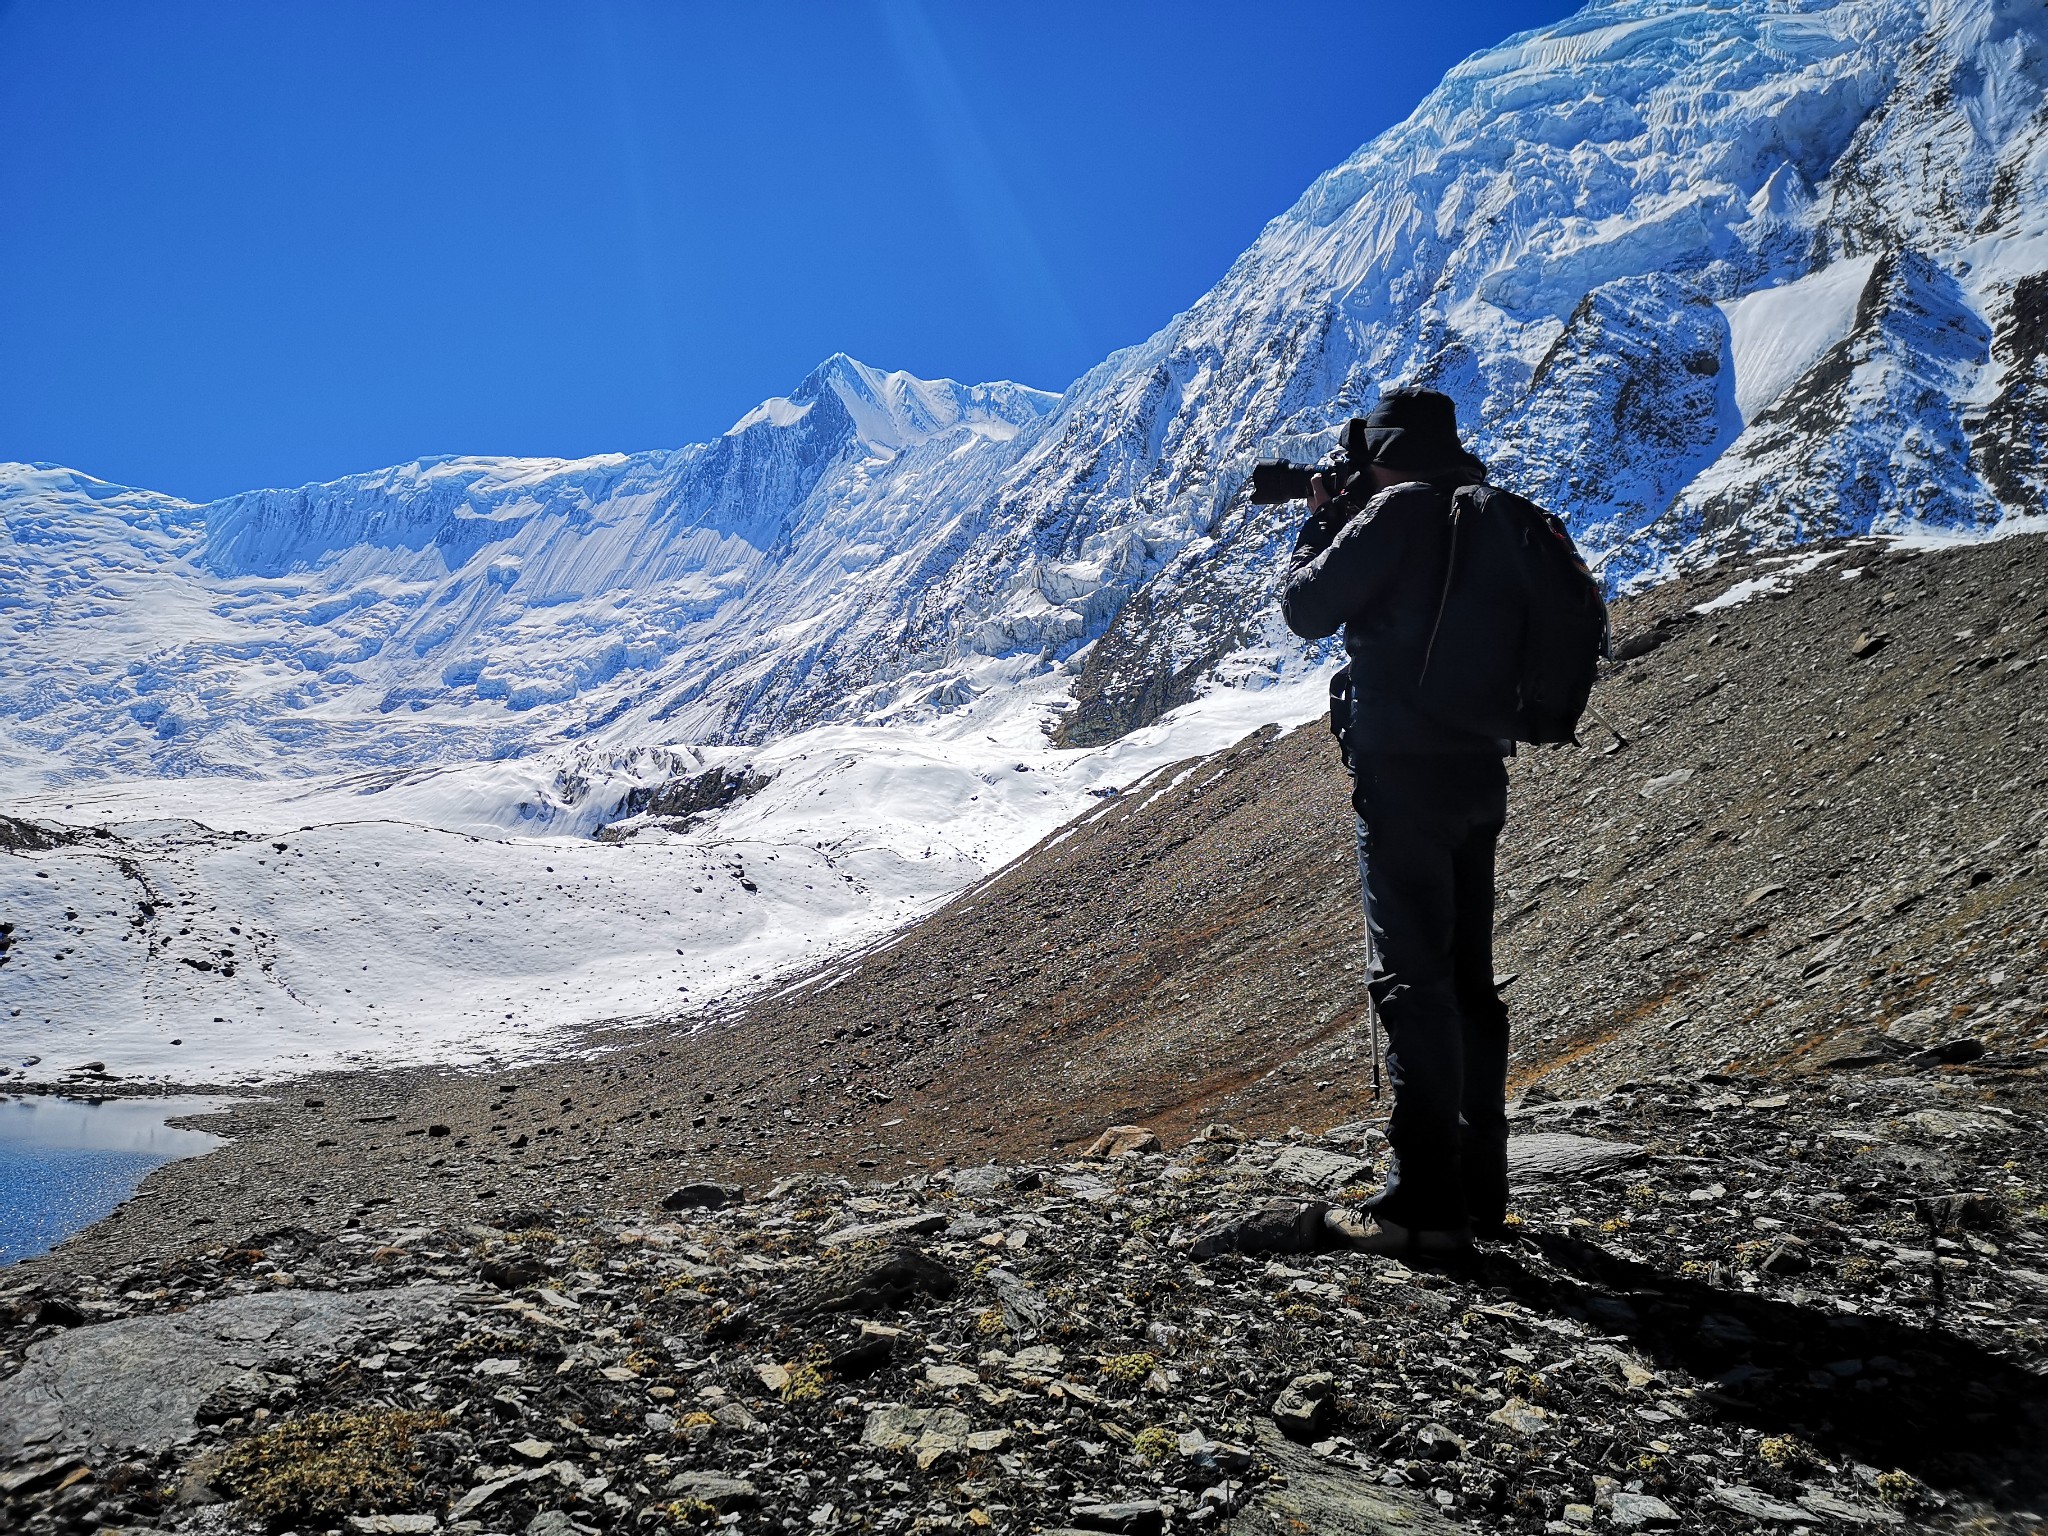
[
  {"xmin": 1055, "ymin": 0, "xmax": 2048, "ymax": 739},
  {"xmin": 6, "ymin": 0, "xmax": 2042, "ymax": 780},
  {"xmin": 0, "ymin": 357, "xmax": 1058, "ymax": 781},
  {"xmin": 6, "ymin": 0, "xmax": 2044, "ymax": 1085}
]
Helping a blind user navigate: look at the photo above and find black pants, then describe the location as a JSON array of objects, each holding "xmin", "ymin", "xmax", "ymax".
[{"xmin": 1352, "ymin": 752, "xmax": 1510, "ymax": 1232}]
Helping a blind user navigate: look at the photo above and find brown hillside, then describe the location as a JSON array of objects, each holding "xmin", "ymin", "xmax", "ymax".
[{"xmin": 625, "ymin": 529, "xmax": 2048, "ymax": 1183}]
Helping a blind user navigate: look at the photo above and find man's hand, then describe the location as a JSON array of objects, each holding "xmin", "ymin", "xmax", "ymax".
[{"xmin": 1309, "ymin": 472, "xmax": 1333, "ymax": 513}]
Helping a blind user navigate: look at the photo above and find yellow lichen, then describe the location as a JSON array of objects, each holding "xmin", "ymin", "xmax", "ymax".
[
  {"xmin": 1837, "ymin": 1256, "xmax": 1883, "ymax": 1289},
  {"xmin": 214, "ymin": 1409, "xmax": 450, "ymax": 1521},
  {"xmin": 1503, "ymin": 1365, "xmax": 1549, "ymax": 1401},
  {"xmin": 780, "ymin": 1361, "xmax": 827, "ymax": 1404},
  {"xmin": 1131, "ymin": 1425, "xmax": 1178, "ymax": 1465},
  {"xmin": 1757, "ymin": 1435, "xmax": 1814, "ymax": 1474},
  {"xmin": 1100, "ymin": 1351, "xmax": 1159, "ymax": 1391}
]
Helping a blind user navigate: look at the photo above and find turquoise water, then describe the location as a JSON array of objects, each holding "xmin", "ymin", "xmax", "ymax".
[{"xmin": 0, "ymin": 1095, "xmax": 230, "ymax": 1264}]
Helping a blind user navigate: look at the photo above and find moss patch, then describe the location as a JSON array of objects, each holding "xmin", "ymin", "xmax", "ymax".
[{"xmin": 215, "ymin": 1408, "xmax": 451, "ymax": 1522}]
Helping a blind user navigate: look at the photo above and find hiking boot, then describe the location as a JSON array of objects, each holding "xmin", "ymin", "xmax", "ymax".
[
  {"xmin": 1324, "ymin": 1208, "xmax": 1475, "ymax": 1260},
  {"xmin": 1461, "ymin": 1138, "xmax": 1509, "ymax": 1242}
]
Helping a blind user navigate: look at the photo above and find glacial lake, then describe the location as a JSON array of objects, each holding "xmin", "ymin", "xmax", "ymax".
[{"xmin": 0, "ymin": 1094, "xmax": 232, "ymax": 1264}]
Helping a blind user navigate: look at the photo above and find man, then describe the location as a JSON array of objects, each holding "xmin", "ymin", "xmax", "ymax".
[{"xmin": 1279, "ymin": 387, "xmax": 1509, "ymax": 1260}]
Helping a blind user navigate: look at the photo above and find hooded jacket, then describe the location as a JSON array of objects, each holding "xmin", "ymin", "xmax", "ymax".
[{"xmin": 1280, "ymin": 470, "xmax": 1509, "ymax": 757}]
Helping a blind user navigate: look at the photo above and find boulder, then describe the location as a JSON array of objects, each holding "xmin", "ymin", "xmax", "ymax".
[
  {"xmin": 1485, "ymin": 1397, "xmax": 1551, "ymax": 1436},
  {"xmin": 861, "ymin": 1404, "xmax": 976, "ymax": 1470},
  {"xmin": 803, "ymin": 1243, "xmax": 956, "ymax": 1313},
  {"xmin": 664, "ymin": 1472, "xmax": 760, "ymax": 1511},
  {"xmin": 949, "ymin": 1165, "xmax": 1041, "ymax": 1197},
  {"xmin": 1608, "ymin": 1491, "xmax": 1680, "ymax": 1529},
  {"xmin": 1085, "ymin": 1125, "xmax": 1161, "ymax": 1158},
  {"xmin": 1067, "ymin": 1500, "xmax": 1167, "ymax": 1536},
  {"xmin": 1507, "ymin": 1133, "xmax": 1646, "ymax": 1188},
  {"xmin": 0, "ymin": 1286, "xmax": 462, "ymax": 1458},
  {"xmin": 1708, "ymin": 1484, "xmax": 1811, "ymax": 1521},
  {"xmin": 1239, "ymin": 1418, "xmax": 1461, "ymax": 1534},
  {"xmin": 1187, "ymin": 1200, "xmax": 1329, "ymax": 1259},
  {"xmin": 1270, "ymin": 1372, "xmax": 1336, "ymax": 1441},
  {"xmin": 662, "ymin": 1182, "xmax": 741, "ymax": 1211},
  {"xmin": 1267, "ymin": 1145, "xmax": 1369, "ymax": 1192},
  {"xmin": 1413, "ymin": 1422, "xmax": 1464, "ymax": 1460},
  {"xmin": 982, "ymin": 1266, "xmax": 1047, "ymax": 1334},
  {"xmin": 819, "ymin": 1211, "xmax": 948, "ymax": 1245}
]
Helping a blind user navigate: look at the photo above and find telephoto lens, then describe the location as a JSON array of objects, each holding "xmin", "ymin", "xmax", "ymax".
[{"xmin": 1248, "ymin": 459, "xmax": 1322, "ymax": 505}]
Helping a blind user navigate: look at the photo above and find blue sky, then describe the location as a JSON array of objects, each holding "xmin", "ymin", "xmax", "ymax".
[{"xmin": 0, "ymin": 1, "xmax": 1582, "ymax": 502}]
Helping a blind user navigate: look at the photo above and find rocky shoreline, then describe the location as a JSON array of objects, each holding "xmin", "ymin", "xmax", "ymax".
[{"xmin": 5, "ymin": 1051, "xmax": 2046, "ymax": 1535}]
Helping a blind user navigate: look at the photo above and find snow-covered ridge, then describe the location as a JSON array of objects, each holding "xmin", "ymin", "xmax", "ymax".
[
  {"xmin": 0, "ymin": 358, "xmax": 1062, "ymax": 784},
  {"xmin": 1719, "ymin": 255, "xmax": 1881, "ymax": 426}
]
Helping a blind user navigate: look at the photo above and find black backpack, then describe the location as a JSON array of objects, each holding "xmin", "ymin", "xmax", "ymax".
[{"xmin": 1413, "ymin": 483, "xmax": 1609, "ymax": 746}]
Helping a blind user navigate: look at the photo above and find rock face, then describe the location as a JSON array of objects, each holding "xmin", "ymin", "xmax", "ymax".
[
  {"xmin": 1186, "ymin": 1200, "xmax": 1330, "ymax": 1260},
  {"xmin": 1084, "ymin": 1125, "xmax": 1162, "ymax": 1159},
  {"xmin": 0, "ymin": 1287, "xmax": 459, "ymax": 1459},
  {"xmin": 1238, "ymin": 1419, "xmax": 1461, "ymax": 1536},
  {"xmin": 1267, "ymin": 1145, "xmax": 1370, "ymax": 1192}
]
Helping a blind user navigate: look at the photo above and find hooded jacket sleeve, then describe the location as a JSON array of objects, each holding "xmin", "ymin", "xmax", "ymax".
[{"xmin": 1279, "ymin": 487, "xmax": 1420, "ymax": 641}]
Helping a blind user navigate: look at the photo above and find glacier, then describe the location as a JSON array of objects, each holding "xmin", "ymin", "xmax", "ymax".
[{"xmin": 3, "ymin": 0, "xmax": 2045, "ymax": 1082}]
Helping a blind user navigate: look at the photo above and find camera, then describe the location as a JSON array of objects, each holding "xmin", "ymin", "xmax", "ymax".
[{"xmin": 1247, "ymin": 452, "xmax": 1355, "ymax": 506}]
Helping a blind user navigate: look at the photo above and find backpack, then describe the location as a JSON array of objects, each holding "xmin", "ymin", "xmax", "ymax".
[{"xmin": 1413, "ymin": 484, "xmax": 1609, "ymax": 746}]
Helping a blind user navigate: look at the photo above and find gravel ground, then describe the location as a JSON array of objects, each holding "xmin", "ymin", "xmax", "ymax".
[
  {"xmin": 5, "ymin": 532, "xmax": 2047, "ymax": 1531},
  {"xmin": 3, "ymin": 1064, "xmax": 2044, "ymax": 1534}
]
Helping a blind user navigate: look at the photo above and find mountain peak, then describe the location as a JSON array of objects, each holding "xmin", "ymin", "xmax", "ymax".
[
  {"xmin": 801, "ymin": 350, "xmax": 882, "ymax": 394},
  {"xmin": 730, "ymin": 354, "xmax": 1053, "ymax": 453}
]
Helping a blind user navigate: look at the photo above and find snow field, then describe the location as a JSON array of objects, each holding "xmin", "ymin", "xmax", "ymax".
[
  {"xmin": 1719, "ymin": 254, "xmax": 1882, "ymax": 425},
  {"xmin": 0, "ymin": 673, "xmax": 1332, "ymax": 1085}
]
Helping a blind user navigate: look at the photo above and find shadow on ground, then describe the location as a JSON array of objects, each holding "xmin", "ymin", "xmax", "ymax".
[{"xmin": 1484, "ymin": 1232, "xmax": 2048, "ymax": 1510}]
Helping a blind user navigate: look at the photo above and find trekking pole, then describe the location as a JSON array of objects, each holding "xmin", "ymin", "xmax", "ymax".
[
  {"xmin": 1582, "ymin": 698, "xmax": 1630, "ymax": 750},
  {"xmin": 1362, "ymin": 919, "xmax": 1383, "ymax": 1101}
]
